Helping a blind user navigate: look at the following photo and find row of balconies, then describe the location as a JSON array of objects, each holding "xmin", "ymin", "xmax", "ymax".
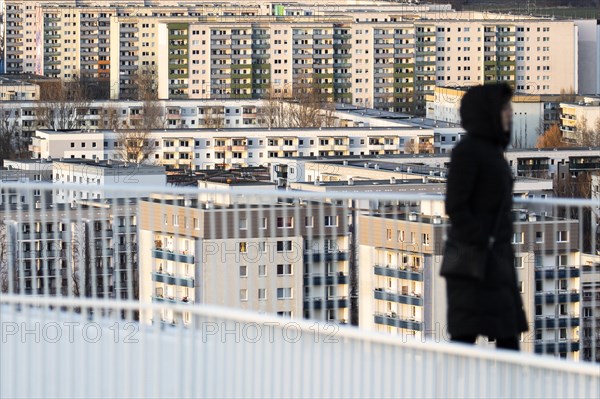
[
  {"xmin": 373, "ymin": 288, "xmax": 423, "ymax": 306},
  {"xmin": 534, "ymin": 315, "xmax": 580, "ymax": 329},
  {"xmin": 373, "ymin": 265, "xmax": 423, "ymax": 282},
  {"xmin": 303, "ymin": 297, "xmax": 348, "ymax": 310},
  {"xmin": 373, "ymin": 312, "xmax": 423, "ymax": 331},
  {"xmin": 534, "ymin": 291, "xmax": 580, "ymax": 305}
]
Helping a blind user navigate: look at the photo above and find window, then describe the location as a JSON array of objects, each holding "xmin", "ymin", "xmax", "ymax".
[
  {"xmin": 172, "ymin": 215, "xmax": 179, "ymax": 226},
  {"xmin": 519, "ymin": 281, "xmax": 524, "ymax": 293},
  {"xmin": 324, "ymin": 215, "xmax": 337, "ymax": 227},
  {"xmin": 514, "ymin": 257, "xmax": 523, "ymax": 268},
  {"xmin": 259, "ymin": 218, "xmax": 267, "ymax": 229},
  {"xmin": 240, "ymin": 218, "xmax": 247, "ymax": 229},
  {"xmin": 559, "ymin": 328, "xmax": 567, "ymax": 340},
  {"xmin": 512, "ymin": 232, "xmax": 524, "ymax": 244},
  {"xmin": 386, "ymin": 229, "xmax": 392, "ymax": 241},
  {"xmin": 559, "ymin": 303, "xmax": 568, "ymax": 315},
  {"xmin": 557, "ymin": 231, "xmax": 568, "ymax": 242},
  {"xmin": 422, "ymin": 233, "xmax": 430, "ymax": 246},
  {"xmin": 258, "ymin": 265, "xmax": 266, "ymax": 276},
  {"xmin": 535, "ymin": 231, "xmax": 543, "ymax": 243},
  {"xmin": 556, "ymin": 255, "xmax": 568, "ymax": 267},
  {"xmin": 277, "ymin": 311, "xmax": 291, "ymax": 317},
  {"xmin": 583, "ymin": 307, "xmax": 592, "ymax": 317},
  {"xmin": 277, "ymin": 216, "xmax": 293, "ymax": 228},
  {"xmin": 304, "ymin": 216, "xmax": 313, "ymax": 227},
  {"xmin": 239, "ymin": 242, "xmax": 247, "ymax": 253},
  {"xmin": 276, "ymin": 241, "xmax": 292, "ymax": 252},
  {"xmin": 277, "ymin": 288, "xmax": 292, "ymax": 299},
  {"xmin": 240, "ymin": 289, "xmax": 248, "ymax": 301},
  {"xmin": 194, "ymin": 218, "xmax": 199, "ymax": 230},
  {"xmin": 258, "ymin": 288, "xmax": 267, "ymax": 300},
  {"xmin": 277, "ymin": 264, "xmax": 293, "ymax": 275},
  {"xmin": 239, "ymin": 265, "xmax": 248, "ymax": 277},
  {"xmin": 397, "ymin": 230, "xmax": 405, "ymax": 242}
]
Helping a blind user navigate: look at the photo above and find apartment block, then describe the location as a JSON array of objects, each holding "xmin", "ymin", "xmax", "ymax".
[
  {"xmin": 559, "ymin": 96, "xmax": 600, "ymax": 143},
  {"xmin": 426, "ymin": 86, "xmax": 566, "ymax": 148},
  {"xmin": 138, "ymin": 182, "xmax": 352, "ymax": 326},
  {"xmin": 30, "ymin": 127, "xmax": 443, "ymax": 171},
  {"xmin": 272, "ymin": 150, "xmax": 600, "ymax": 189},
  {"xmin": 0, "ymin": 201, "xmax": 139, "ymax": 300},
  {"xmin": 3, "ymin": 98, "xmax": 423, "ymax": 146},
  {"xmin": 580, "ymin": 254, "xmax": 600, "ymax": 362},
  {"xmin": 2, "ymin": 1, "xmax": 589, "ymax": 115},
  {"xmin": 0, "ymin": 76, "xmax": 39, "ymax": 101},
  {"xmin": 51, "ymin": 159, "xmax": 166, "ymax": 204},
  {"xmin": 357, "ymin": 198, "xmax": 583, "ymax": 359}
]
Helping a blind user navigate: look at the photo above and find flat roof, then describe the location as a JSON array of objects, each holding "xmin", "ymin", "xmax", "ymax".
[
  {"xmin": 52, "ymin": 158, "xmax": 165, "ymax": 170},
  {"xmin": 37, "ymin": 126, "xmax": 435, "ymax": 135}
]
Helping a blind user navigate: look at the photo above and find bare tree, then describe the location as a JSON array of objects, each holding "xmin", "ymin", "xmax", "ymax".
[
  {"xmin": 404, "ymin": 139, "xmax": 418, "ymax": 154},
  {"xmin": 0, "ymin": 103, "xmax": 22, "ymax": 163},
  {"xmin": 134, "ymin": 65, "xmax": 165, "ymax": 130},
  {"xmin": 288, "ymin": 73, "xmax": 329, "ymax": 128},
  {"xmin": 35, "ymin": 75, "xmax": 91, "ymax": 130},
  {"xmin": 135, "ymin": 65, "xmax": 159, "ymax": 102},
  {"xmin": 558, "ymin": 87, "xmax": 577, "ymax": 103},
  {"xmin": 112, "ymin": 66, "xmax": 163, "ymax": 162},
  {"xmin": 0, "ymin": 222, "xmax": 9, "ymax": 293},
  {"xmin": 141, "ymin": 100, "xmax": 165, "ymax": 130},
  {"xmin": 260, "ymin": 75, "xmax": 339, "ymax": 128},
  {"xmin": 574, "ymin": 115, "xmax": 600, "ymax": 147},
  {"xmin": 203, "ymin": 106, "xmax": 225, "ymax": 129},
  {"xmin": 261, "ymin": 85, "xmax": 289, "ymax": 128},
  {"xmin": 99, "ymin": 102, "xmax": 125, "ymax": 131},
  {"xmin": 115, "ymin": 129, "xmax": 154, "ymax": 163}
]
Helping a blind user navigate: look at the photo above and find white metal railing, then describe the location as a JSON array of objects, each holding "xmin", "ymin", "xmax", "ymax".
[
  {"xmin": 0, "ymin": 181, "xmax": 599, "ymax": 397},
  {"xmin": 1, "ymin": 295, "xmax": 599, "ymax": 399}
]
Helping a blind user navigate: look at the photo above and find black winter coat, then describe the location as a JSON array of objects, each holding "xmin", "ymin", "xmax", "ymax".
[{"xmin": 443, "ymin": 84, "xmax": 529, "ymax": 339}]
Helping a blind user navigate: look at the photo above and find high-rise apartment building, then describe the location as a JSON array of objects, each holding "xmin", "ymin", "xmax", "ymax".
[{"xmin": 3, "ymin": 1, "xmax": 593, "ymax": 114}]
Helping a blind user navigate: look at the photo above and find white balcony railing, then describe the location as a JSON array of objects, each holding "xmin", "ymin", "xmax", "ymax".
[{"xmin": 0, "ymin": 181, "xmax": 598, "ymax": 397}]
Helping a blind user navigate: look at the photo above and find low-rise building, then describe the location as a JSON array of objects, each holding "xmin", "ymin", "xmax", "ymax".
[
  {"xmin": 560, "ymin": 96, "xmax": 600, "ymax": 143},
  {"xmin": 426, "ymin": 86, "xmax": 570, "ymax": 148},
  {"xmin": 51, "ymin": 159, "xmax": 166, "ymax": 204},
  {"xmin": 0, "ymin": 76, "xmax": 40, "ymax": 101}
]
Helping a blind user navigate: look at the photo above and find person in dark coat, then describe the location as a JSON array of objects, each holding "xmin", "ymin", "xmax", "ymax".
[{"xmin": 443, "ymin": 83, "xmax": 529, "ymax": 350}]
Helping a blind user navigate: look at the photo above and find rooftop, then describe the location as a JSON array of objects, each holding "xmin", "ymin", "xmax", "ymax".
[{"xmin": 52, "ymin": 158, "xmax": 165, "ymax": 171}]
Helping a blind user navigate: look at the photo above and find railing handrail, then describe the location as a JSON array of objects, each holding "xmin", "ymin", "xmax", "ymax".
[
  {"xmin": 1, "ymin": 294, "xmax": 598, "ymax": 377},
  {"xmin": 1, "ymin": 181, "xmax": 597, "ymax": 207}
]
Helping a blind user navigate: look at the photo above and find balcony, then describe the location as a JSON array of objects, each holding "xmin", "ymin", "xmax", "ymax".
[
  {"xmin": 517, "ymin": 164, "xmax": 550, "ymax": 173},
  {"xmin": 304, "ymin": 251, "xmax": 349, "ymax": 263},
  {"xmin": 373, "ymin": 264, "xmax": 423, "ymax": 281},
  {"xmin": 303, "ymin": 297, "xmax": 348, "ymax": 310},
  {"xmin": 535, "ymin": 291, "xmax": 580, "ymax": 305},
  {"xmin": 151, "ymin": 272, "xmax": 194, "ymax": 288},
  {"xmin": 534, "ymin": 316, "xmax": 580, "ymax": 329},
  {"xmin": 534, "ymin": 267, "xmax": 580, "ymax": 279},
  {"xmin": 534, "ymin": 340, "xmax": 580, "ymax": 354},
  {"xmin": 373, "ymin": 288, "xmax": 423, "ymax": 306},
  {"xmin": 303, "ymin": 273, "xmax": 349, "ymax": 286},
  {"xmin": 152, "ymin": 249, "xmax": 195, "ymax": 264},
  {"xmin": 152, "ymin": 295, "xmax": 193, "ymax": 305},
  {"xmin": 373, "ymin": 312, "xmax": 423, "ymax": 331}
]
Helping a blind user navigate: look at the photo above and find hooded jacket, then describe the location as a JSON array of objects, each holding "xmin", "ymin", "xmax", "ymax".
[
  {"xmin": 459, "ymin": 83, "xmax": 513, "ymax": 150},
  {"xmin": 443, "ymin": 83, "xmax": 528, "ymax": 339}
]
